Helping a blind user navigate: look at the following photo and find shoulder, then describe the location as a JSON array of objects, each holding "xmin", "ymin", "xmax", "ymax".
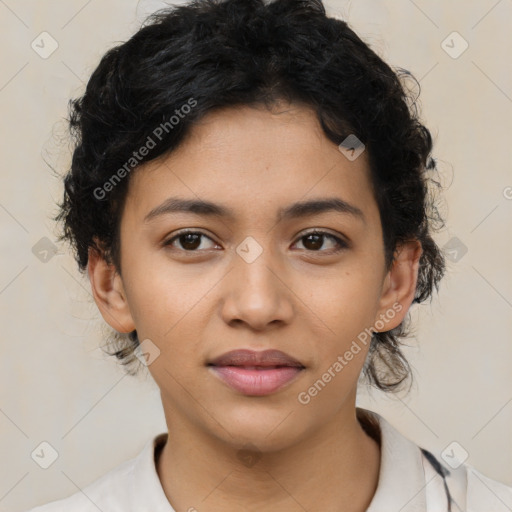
[
  {"xmin": 25, "ymin": 455, "xmax": 137, "ymax": 512},
  {"xmin": 420, "ymin": 447, "xmax": 512, "ymax": 511},
  {"xmin": 25, "ymin": 433, "xmax": 170, "ymax": 512},
  {"xmin": 466, "ymin": 464, "xmax": 512, "ymax": 511},
  {"xmin": 359, "ymin": 408, "xmax": 512, "ymax": 511}
]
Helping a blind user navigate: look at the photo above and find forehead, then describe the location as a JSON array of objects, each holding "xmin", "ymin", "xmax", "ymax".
[{"xmin": 124, "ymin": 104, "xmax": 378, "ymax": 226}]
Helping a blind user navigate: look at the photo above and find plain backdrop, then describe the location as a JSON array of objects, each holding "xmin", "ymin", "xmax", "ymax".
[{"xmin": 1, "ymin": 1, "xmax": 511, "ymax": 510}]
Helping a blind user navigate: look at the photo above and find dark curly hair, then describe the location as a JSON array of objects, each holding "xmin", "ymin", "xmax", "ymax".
[{"xmin": 53, "ymin": 0, "xmax": 445, "ymax": 392}]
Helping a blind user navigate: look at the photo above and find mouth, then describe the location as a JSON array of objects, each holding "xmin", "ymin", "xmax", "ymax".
[{"xmin": 207, "ymin": 349, "xmax": 305, "ymax": 396}]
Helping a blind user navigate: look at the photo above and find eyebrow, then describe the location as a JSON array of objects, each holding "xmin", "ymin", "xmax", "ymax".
[{"xmin": 143, "ymin": 196, "xmax": 365, "ymax": 224}]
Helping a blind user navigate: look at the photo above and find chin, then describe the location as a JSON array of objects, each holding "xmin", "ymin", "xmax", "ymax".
[{"xmin": 208, "ymin": 405, "xmax": 307, "ymax": 453}]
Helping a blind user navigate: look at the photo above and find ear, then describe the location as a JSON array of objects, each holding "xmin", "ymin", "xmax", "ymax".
[
  {"xmin": 87, "ymin": 244, "xmax": 136, "ymax": 333},
  {"xmin": 375, "ymin": 240, "xmax": 422, "ymax": 331}
]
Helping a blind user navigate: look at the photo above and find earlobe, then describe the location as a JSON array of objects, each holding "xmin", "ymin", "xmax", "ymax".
[
  {"xmin": 376, "ymin": 240, "xmax": 423, "ymax": 331},
  {"xmin": 87, "ymin": 246, "xmax": 136, "ymax": 333}
]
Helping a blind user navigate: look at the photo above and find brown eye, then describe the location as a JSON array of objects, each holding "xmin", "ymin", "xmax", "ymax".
[
  {"xmin": 164, "ymin": 231, "xmax": 217, "ymax": 251},
  {"xmin": 294, "ymin": 231, "xmax": 348, "ymax": 253}
]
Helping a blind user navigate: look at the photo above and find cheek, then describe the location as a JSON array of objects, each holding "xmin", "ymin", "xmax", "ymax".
[
  {"xmin": 296, "ymin": 271, "xmax": 382, "ymax": 410},
  {"xmin": 300, "ymin": 260, "xmax": 385, "ymax": 343},
  {"xmin": 122, "ymin": 255, "xmax": 218, "ymax": 350}
]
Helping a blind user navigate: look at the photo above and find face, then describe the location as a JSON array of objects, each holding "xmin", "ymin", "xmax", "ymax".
[{"xmin": 89, "ymin": 102, "xmax": 420, "ymax": 452}]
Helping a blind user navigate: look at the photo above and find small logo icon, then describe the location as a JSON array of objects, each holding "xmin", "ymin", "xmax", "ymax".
[
  {"xmin": 443, "ymin": 236, "xmax": 468, "ymax": 263},
  {"xmin": 338, "ymin": 134, "xmax": 365, "ymax": 161},
  {"xmin": 32, "ymin": 237, "xmax": 58, "ymax": 263},
  {"xmin": 441, "ymin": 441, "xmax": 469, "ymax": 469},
  {"xmin": 441, "ymin": 31, "xmax": 469, "ymax": 59},
  {"xmin": 236, "ymin": 236, "xmax": 263, "ymax": 264},
  {"xmin": 31, "ymin": 441, "xmax": 59, "ymax": 469},
  {"xmin": 134, "ymin": 338, "xmax": 161, "ymax": 366},
  {"xmin": 31, "ymin": 32, "xmax": 59, "ymax": 59},
  {"xmin": 236, "ymin": 443, "xmax": 262, "ymax": 467}
]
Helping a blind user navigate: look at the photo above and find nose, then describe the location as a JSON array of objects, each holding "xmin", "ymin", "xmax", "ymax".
[{"xmin": 219, "ymin": 241, "xmax": 295, "ymax": 331}]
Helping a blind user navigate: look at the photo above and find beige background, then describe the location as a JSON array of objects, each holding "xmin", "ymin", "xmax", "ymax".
[{"xmin": 1, "ymin": 0, "xmax": 511, "ymax": 510}]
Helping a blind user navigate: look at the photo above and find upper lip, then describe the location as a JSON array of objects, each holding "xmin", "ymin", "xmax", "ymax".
[{"xmin": 208, "ymin": 349, "xmax": 305, "ymax": 368}]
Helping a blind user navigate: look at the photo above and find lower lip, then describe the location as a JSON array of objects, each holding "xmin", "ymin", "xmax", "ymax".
[{"xmin": 209, "ymin": 366, "xmax": 304, "ymax": 396}]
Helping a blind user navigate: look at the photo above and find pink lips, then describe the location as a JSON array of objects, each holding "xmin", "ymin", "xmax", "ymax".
[{"xmin": 208, "ymin": 349, "xmax": 305, "ymax": 396}]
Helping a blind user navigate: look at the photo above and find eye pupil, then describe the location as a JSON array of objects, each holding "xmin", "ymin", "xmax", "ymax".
[
  {"xmin": 303, "ymin": 233, "xmax": 323, "ymax": 251},
  {"xmin": 180, "ymin": 233, "xmax": 201, "ymax": 250}
]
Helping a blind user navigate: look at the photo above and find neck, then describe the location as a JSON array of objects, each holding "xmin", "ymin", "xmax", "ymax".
[{"xmin": 156, "ymin": 404, "xmax": 381, "ymax": 512}]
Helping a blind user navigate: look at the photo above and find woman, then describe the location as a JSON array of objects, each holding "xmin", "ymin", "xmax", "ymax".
[{"xmin": 28, "ymin": 0, "xmax": 512, "ymax": 510}]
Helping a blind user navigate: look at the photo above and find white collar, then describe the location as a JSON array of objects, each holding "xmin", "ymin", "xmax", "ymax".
[
  {"xmin": 121, "ymin": 408, "xmax": 432, "ymax": 511},
  {"xmin": 35, "ymin": 408, "xmax": 512, "ymax": 511},
  {"xmin": 364, "ymin": 408, "xmax": 428, "ymax": 511}
]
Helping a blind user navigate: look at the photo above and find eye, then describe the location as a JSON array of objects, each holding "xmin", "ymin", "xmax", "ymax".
[
  {"xmin": 163, "ymin": 229, "xmax": 349, "ymax": 253},
  {"xmin": 292, "ymin": 230, "xmax": 348, "ymax": 253},
  {"xmin": 164, "ymin": 230, "xmax": 219, "ymax": 251}
]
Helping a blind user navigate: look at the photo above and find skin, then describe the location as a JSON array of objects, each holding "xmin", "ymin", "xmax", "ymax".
[{"xmin": 88, "ymin": 102, "xmax": 422, "ymax": 512}]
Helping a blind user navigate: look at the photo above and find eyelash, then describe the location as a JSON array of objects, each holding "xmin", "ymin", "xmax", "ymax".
[{"xmin": 163, "ymin": 229, "xmax": 349, "ymax": 254}]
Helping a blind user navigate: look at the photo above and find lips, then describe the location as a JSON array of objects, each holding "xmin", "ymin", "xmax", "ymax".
[
  {"xmin": 207, "ymin": 349, "xmax": 305, "ymax": 396},
  {"xmin": 208, "ymin": 349, "xmax": 304, "ymax": 368}
]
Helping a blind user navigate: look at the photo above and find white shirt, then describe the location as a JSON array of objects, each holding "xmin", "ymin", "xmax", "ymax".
[{"xmin": 27, "ymin": 409, "xmax": 512, "ymax": 511}]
